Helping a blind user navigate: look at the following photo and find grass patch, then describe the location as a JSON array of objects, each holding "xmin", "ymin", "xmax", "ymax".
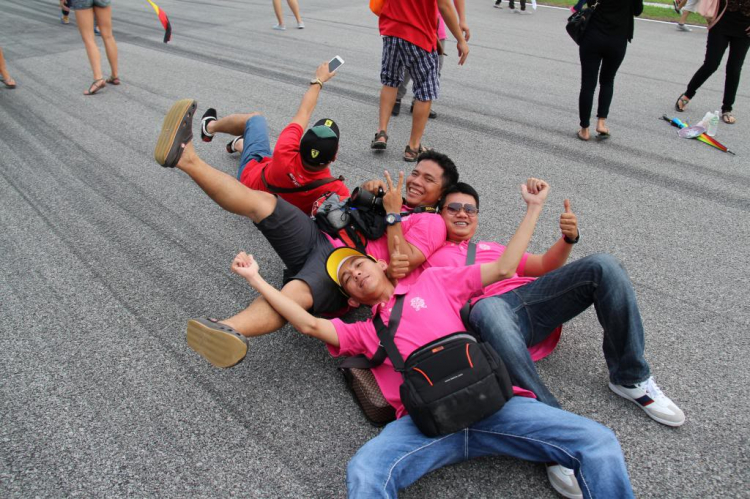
[{"xmin": 538, "ymin": 0, "xmax": 708, "ymax": 26}]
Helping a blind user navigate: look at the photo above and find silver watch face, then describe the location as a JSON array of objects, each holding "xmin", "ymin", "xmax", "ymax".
[{"xmin": 386, "ymin": 214, "xmax": 395, "ymax": 224}]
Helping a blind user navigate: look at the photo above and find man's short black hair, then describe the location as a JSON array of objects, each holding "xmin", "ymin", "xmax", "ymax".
[
  {"xmin": 437, "ymin": 182, "xmax": 480, "ymax": 211},
  {"xmin": 416, "ymin": 150, "xmax": 459, "ymax": 193}
]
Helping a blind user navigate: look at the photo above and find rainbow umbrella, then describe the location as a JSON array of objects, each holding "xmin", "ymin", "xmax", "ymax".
[
  {"xmin": 146, "ymin": 0, "xmax": 172, "ymax": 43},
  {"xmin": 661, "ymin": 115, "xmax": 736, "ymax": 155}
]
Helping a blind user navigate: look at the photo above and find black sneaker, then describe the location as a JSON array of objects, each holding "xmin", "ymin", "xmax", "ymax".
[
  {"xmin": 201, "ymin": 108, "xmax": 217, "ymax": 142},
  {"xmin": 392, "ymin": 99, "xmax": 401, "ymax": 116},
  {"xmin": 410, "ymin": 101, "xmax": 437, "ymax": 119}
]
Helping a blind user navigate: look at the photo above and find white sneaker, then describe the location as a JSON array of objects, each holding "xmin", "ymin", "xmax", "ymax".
[
  {"xmin": 546, "ymin": 465, "xmax": 582, "ymax": 499},
  {"xmin": 272, "ymin": 24, "xmax": 286, "ymax": 31},
  {"xmin": 609, "ymin": 377, "xmax": 685, "ymax": 427},
  {"xmin": 677, "ymin": 23, "xmax": 692, "ymax": 31},
  {"xmin": 297, "ymin": 21, "xmax": 305, "ymax": 29}
]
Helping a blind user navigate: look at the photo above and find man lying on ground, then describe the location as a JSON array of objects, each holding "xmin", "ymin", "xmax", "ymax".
[
  {"xmin": 228, "ymin": 178, "xmax": 634, "ymax": 498},
  {"xmin": 154, "ymin": 99, "xmax": 458, "ymax": 368},
  {"xmin": 198, "ymin": 62, "xmax": 349, "ymax": 215}
]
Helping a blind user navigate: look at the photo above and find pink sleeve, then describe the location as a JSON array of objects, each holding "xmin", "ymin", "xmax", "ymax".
[
  {"xmin": 327, "ymin": 318, "xmax": 370, "ymax": 358},
  {"xmin": 402, "ymin": 214, "xmax": 447, "ymax": 261},
  {"xmin": 437, "ymin": 14, "xmax": 446, "ymax": 40},
  {"xmin": 516, "ymin": 252, "xmax": 530, "ymax": 276}
]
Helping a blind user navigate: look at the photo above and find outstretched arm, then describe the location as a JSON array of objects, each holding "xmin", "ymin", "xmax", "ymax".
[
  {"xmin": 523, "ymin": 198, "xmax": 578, "ymax": 277},
  {"xmin": 480, "ymin": 178, "xmax": 548, "ymax": 286},
  {"xmin": 290, "ymin": 62, "xmax": 337, "ymax": 129},
  {"xmin": 231, "ymin": 252, "xmax": 339, "ymax": 346}
]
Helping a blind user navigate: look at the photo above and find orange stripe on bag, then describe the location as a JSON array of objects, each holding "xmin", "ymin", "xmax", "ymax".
[
  {"xmin": 466, "ymin": 344, "xmax": 473, "ymax": 368},
  {"xmin": 413, "ymin": 367, "xmax": 433, "ymax": 386}
]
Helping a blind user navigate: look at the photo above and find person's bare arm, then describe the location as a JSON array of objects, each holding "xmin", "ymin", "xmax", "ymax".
[
  {"xmin": 290, "ymin": 63, "xmax": 337, "ymax": 129},
  {"xmin": 523, "ymin": 199, "xmax": 578, "ymax": 277},
  {"xmin": 231, "ymin": 252, "xmax": 339, "ymax": 346},
  {"xmin": 437, "ymin": 0, "xmax": 469, "ymax": 64}
]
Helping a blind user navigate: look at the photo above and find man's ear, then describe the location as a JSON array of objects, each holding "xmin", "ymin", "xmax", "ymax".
[
  {"xmin": 377, "ymin": 260, "xmax": 388, "ymax": 271},
  {"xmin": 347, "ymin": 297, "xmax": 361, "ymax": 308}
]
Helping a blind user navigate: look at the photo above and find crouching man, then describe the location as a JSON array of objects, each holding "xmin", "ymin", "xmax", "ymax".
[{"xmin": 228, "ymin": 179, "xmax": 634, "ymax": 498}]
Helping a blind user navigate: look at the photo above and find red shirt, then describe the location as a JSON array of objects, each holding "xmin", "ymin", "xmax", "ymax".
[
  {"xmin": 379, "ymin": 0, "xmax": 439, "ymax": 53},
  {"xmin": 239, "ymin": 123, "xmax": 350, "ymax": 215}
]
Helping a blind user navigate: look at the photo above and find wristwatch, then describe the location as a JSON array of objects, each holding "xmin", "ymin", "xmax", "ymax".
[
  {"xmin": 564, "ymin": 231, "xmax": 580, "ymax": 244},
  {"xmin": 310, "ymin": 78, "xmax": 323, "ymax": 89},
  {"xmin": 385, "ymin": 213, "xmax": 402, "ymax": 226}
]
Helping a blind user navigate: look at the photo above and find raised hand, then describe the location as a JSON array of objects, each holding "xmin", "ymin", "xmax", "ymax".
[
  {"xmin": 520, "ymin": 178, "xmax": 549, "ymax": 207},
  {"xmin": 383, "ymin": 170, "xmax": 405, "ymax": 214},
  {"xmin": 231, "ymin": 251, "xmax": 260, "ymax": 282},
  {"xmin": 315, "ymin": 62, "xmax": 336, "ymax": 84},
  {"xmin": 361, "ymin": 179, "xmax": 387, "ymax": 196},
  {"xmin": 387, "ymin": 235, "xmax": 410, "ymax": 281},
  {"xmin": 560, "ymin": 199, "xmax": 579, "ymax": 241}
]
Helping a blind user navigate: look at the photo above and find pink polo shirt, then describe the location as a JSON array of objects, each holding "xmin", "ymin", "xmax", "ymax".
[
  {"xmin": 329, "ymin": 266, "xmax": 535, "ymax": 419},
  {"xmin": 424, "ymin": 240, "xmax": 562, "ymax": 361},
  {"xmin": 326, "ymin": 212, "xmax": 446, "ymax": 264}
]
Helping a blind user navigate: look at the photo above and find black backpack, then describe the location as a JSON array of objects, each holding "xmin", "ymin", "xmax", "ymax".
[{"xmin": 312, "ymin": 192, "xmax": 386, "ymax": 252}]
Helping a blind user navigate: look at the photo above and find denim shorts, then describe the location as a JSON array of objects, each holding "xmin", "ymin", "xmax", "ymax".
[
  {"xmin": 237, "ymin": 115, "xmax": 273, "ymax": 179},
  {"xmin": 68, "ymin": 0, "xmax": 111, "ymax": 10}
]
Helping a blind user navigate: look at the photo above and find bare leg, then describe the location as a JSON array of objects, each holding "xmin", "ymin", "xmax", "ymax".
[
  {"xmin": 93, "ymin": 6, "xmax": 118, "ymax": 78},
  {"xmin": 176, "ymin": 142, "xmax": 276, "ymax": 223},
  {"xmin": 578, "ymin": 127, "xmax": 590, "ymax": 140},
  {"xmin": 596, "ymin": 118, "xmax": 608, "ymax": 135},
  {"xmin": 75, "ymin": 9, "xmax": 103, "ymax": 81},
  {"xmin": 207, "ymin": 112, "xmax": 259, "ymax": 137},
  {"xmin": 287, "ymin": 0, "xmax": 303, "ymax": 23},
  {"xmin": 409, "ymin": 100, "xmax": 431, "ymax": 149},
  {"xmin": 272, "ymin": 0, "xmax": 284, "ymax": 26},
  {"xmin": 0, "ymin": 47, "xmax": 15, "ymax": 86},
  {"xmin": 223, "ymin": 280, "xmax": 313, "ymax": 337},
  {"xmin": 377, "ymin": 85, "xmax": 398, "ymax": 139}
]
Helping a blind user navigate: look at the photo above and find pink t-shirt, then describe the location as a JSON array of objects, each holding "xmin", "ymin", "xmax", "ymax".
[
  {"xmin": 329, "ymin": 266, "xmax": 536, "ymax": 419},
  {"xmin": 325, "ymin": 212, "xmax": 446, "ymax": 264},
  {"xmin": 437, "ymin": 15, "xmax": 446, "ymax": 40},
  {"xmin": 424, "ymin": 240, "xmax": 562, "ymax": 361}
]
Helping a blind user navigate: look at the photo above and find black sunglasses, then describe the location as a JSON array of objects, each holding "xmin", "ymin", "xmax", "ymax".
[{"xmin": 444, "ymin": 203, "xmax": 478, "ymax": 216}]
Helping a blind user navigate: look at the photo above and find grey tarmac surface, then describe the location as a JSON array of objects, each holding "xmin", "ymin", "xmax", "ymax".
[{"xmin": 1, "ymin": 0, "xmax": 749, "ymax": 497}]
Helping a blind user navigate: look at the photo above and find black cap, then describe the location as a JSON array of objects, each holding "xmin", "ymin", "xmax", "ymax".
[{"xmin": 300, "ymin": 118, "xmax": 340, "ymax": 166}]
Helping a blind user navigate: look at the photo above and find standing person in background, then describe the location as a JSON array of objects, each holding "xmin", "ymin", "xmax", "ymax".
[
  {"xmin": 0, "ymin": 47, "xmax": 17, "ymax": 89},
  {"xmin": 393, "ymin": 7, "xmax": 470, "ymax": 120},
  {"xmin": 675, "ymin": 0, "xmax": 750, "ymax": 124},
  {"xmin": 68, "ymin": 0, "xmax": 119, "ymax": 95},
  {"xmin": 674, "ymin": 0, "xmax": 700, "ymax": 31},
  {"xmin": 576, "ymin": 0, "xmax": 643, "ymax": 141},
  {"xmin": 272, "ymin": 0, "xmax": 304, "ymax": 30},
  {"xmin": 60, "ymin": 0, "xmax": 71, "ymax": 24}
]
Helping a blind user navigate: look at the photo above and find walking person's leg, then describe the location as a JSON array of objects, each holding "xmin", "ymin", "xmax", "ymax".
[
  {"xmin": 678, "ymin": 29, "xmax": 730, "ymax": 110},
  {"xmin": 0, "ymin": 47, "xmax": 16, "ymax": 88},
  {"xmin": 594, "ymin": 36, "xmax": 627, "ymax": 136},
  {"xmin": 404, "ymin": 43, "xmax": 439, "ymax": 160},
  {"xmin": 373, "ymin": 37, "xmax": 407, "ymax": 150},
  {"xmin": 720, "ymin": 36, "xmax": 750, "ymax": 121},
  {"xmin": 577, "ymin": 32, "xmax": 603, "ymax": 140},
  {"xmin": 272, "ymin": 0, "xmax": 285, "ymax": 29},
  {"xmin": 286, "ymin": 0, "xmax": 304, "ymax": 26},
  {"xmin": 74, "ymin": 6, "xmax": 106, "ymax": 94},
  {"xmin": 93, "ymin": 5, "xmax": 118, "ymax": 83},
  {"xmin": 394, "ymin": 70, "xmax": 411, "ymax": 116}
]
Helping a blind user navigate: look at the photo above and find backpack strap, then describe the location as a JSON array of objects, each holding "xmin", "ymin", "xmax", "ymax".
[
  {"xmin": 340, "ymin": 295, "xmax": 406, "ymax": 370},
  {"xmin": 261, "ymin": 166, "xmax": 344, "ymax": 194},
  {"xmin": 460, "ymin": 241, "xmax": 476, "ymax": 330}
]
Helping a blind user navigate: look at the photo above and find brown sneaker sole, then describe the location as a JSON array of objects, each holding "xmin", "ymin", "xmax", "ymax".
[
  {"xmin": 154, "ymin": 99, "xmax": 197, "ymax": 167},
  {"xmin": 186, "ymin": 318, "xmax": 248, "ymax": 368}
]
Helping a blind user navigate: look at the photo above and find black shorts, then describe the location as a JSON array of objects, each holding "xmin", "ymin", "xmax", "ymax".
[{"xmin": 254, "ymin": 197, "xmax": 347, "ymax": 315}]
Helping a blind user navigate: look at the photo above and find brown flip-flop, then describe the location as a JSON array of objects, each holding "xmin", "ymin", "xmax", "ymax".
[
  {"xmin": 154, "ymin": 99, "xmax": 197, "ymax": 168},
  {"xmin": 186, "ymin": 318, "xmax": 248, "ymax": 368}
]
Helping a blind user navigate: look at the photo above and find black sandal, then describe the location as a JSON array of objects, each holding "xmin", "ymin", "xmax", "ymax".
[
  {"xmin": 370, "ymin": 130, "xmax": 388, "ymax": 150},
  {"xmin": 675, "ymin": 94, "xmax": 689, "ymax": 112},
  {"xmin": 226, "ymin": 136, "xmax": 241, "ymax": 154},
  {"xmin": 403, "ymin": 144, "xmax": 428, "ymax": 162},
  {"xmin": 186, "ymin": 318, "xmax": 248, "ymax": 368},
  {"xmin": 84, "ymin": 78, "xmax": 105, "ymax": 95},
  {"xmin": 154, "ymin": 99, "xmax": 197, "ymax": 168}
]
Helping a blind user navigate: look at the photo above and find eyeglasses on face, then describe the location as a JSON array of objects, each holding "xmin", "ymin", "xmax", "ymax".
[{"xmin": 444, "ymin": 202, "xmax": 478, "ymax": 216}]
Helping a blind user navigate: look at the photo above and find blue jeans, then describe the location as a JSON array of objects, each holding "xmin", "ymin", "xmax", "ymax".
[
  {"xmin": 347, "ymin": 396, "xmax": 633, "ymax": 498},
  {"xmin": 470, "ymin": 254, "xmax": 650, "ymax": 408},
  {"xmin": 237, "ymin": 115, "xmax": 272, "ymax": 179}
]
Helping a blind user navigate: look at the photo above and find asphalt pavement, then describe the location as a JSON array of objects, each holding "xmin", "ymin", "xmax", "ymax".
[{"xmin": 1, "ymin": 0, "xmax": 749, "ymax": 497}]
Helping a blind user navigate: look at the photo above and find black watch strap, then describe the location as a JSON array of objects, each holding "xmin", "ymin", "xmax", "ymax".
[{"xmin": 564, "ymin": 232, "xmax": 580, "ymax": 244}]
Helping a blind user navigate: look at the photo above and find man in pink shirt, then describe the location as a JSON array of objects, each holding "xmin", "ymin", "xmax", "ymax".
[
  {"xmin": 228, "ymin": 178, "xmax": 634, "ymax": 498},
  {"xmin": 424, "ymin": 182, "xmax": 685, "ymax": 431}
]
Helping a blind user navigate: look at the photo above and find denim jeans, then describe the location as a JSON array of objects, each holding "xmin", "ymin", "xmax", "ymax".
[
  {"xmin": 347, "ymin": 396, "xmax": 633, "ymax": 498},
  {"xmin": 470, "ymin": 253, "xmax": 651, "ymax": 408}
]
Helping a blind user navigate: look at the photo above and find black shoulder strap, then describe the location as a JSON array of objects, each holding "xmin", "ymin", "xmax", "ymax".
[
  {"xmin": 372, "ymin": 295, "xmax": 407, "ymax": 372},
  {"xmin": 340, "ymin": 295, "xmax": 405, "ymax": 370},
  {"xmin": 261, "ymin": 166, "xmax": 344, "ymax": 194},
  {"xmin": 460, "ymin": 241, "xmax": 476, "ymax": 330}
]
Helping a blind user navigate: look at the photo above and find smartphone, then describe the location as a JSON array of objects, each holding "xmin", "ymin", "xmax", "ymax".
[{"xmin": 329, "ymin": 55, "xmax": 345, "ymax": 73}]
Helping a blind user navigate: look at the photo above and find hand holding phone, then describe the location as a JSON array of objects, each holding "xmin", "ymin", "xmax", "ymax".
[{"xmin": 328, "ymin": 55, "xmax": 345, "ymax": 73}]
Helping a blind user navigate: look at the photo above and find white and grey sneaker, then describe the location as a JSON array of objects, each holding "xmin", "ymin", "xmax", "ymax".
[
  {"xmin": 677, "ymin": 23, "xmax": 692, "ymax": 32},
  {"xmin": 547, "ymin": 464, "xmax": 582, "ymax": 499},
  {"xmin": 609, "ymin": 377, "xmax": 685, "ymax": 427}
]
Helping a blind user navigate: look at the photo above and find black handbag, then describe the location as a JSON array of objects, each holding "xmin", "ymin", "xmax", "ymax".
[{"xmin": 566, "ymin": 0, "xmax": 600, "ymax": 45}]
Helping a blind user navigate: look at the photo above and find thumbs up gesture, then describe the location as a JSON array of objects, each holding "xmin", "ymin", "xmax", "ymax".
[
  {"xmin": 387, "ymin": 235, "xmax": 410, "ymax": 281},
  {"xmin": 560, "ymin": 199, "xmax": 579, "ymax": 242}
]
